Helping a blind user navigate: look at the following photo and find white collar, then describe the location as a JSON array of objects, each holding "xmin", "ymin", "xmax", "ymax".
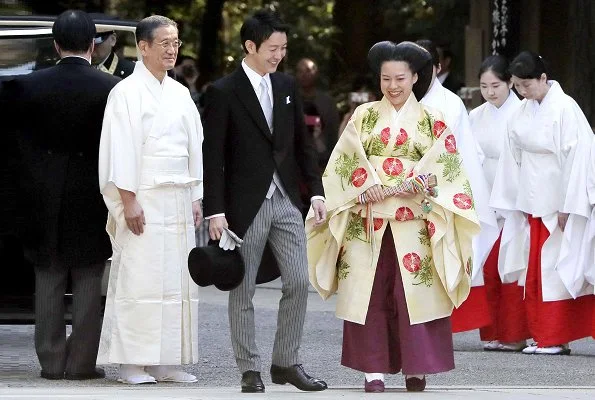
[
  {"xmin": 60, "ymin": 55, "xmax": 91, "ymax": 64},
  {"xmin": 242, "ymin": 59, "xmax": 272, "ymax": 99}
]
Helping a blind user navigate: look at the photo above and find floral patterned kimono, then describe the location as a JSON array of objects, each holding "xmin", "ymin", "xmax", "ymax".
[{"xmin": 306, "ymin": 94, "xmax": 480, "ymax": 373}]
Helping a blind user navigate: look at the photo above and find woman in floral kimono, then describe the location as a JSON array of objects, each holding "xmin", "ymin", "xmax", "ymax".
[
  {"xmin": 490, "ymin": 51, "xmax": 594, "ymax": 356},
  {"xmin": 465, "ymin": 55, "xmax": 530, "ymax": 352},
  {"xmin": 306, "ymin": 41, "xmax": 480, "ymax": 393}
]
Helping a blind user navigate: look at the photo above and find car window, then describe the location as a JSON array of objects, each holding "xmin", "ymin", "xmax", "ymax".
[{"xmin": 0, "ymin": 27, "xmax": 138, "ymax": 79}]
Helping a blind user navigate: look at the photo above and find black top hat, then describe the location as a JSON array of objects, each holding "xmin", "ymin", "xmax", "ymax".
[{"xmin": 188, "ymin": 245, "xmax": 245, "ymax": 291}]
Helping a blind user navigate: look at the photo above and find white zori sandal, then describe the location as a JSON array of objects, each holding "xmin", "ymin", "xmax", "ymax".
[
  {"xmin": 117, "ymin": 364, "xmax": 157, "ymax": 384},
  {"xmin": 145, "ymin": 365, "xmax": 198, "ymax": 383}
]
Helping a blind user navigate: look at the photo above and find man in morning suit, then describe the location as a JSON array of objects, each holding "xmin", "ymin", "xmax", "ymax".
[
  {"xmin": 2, "ymin": 10, "xmax": 120, "ymax": 380},
  {"xmin": 202, "ymin": 9, "xmax": 328, "ymax": 393}
]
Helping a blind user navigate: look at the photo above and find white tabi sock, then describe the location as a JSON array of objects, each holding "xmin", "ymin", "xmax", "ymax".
[{"xmin": 365, "ymin": 373, "xmax": 385, "ymax": 382}]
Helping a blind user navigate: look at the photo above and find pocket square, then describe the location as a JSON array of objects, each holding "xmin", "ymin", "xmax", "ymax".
[{"xmin": 286, "ymin": 96, "xmax": 291, "ymax": 104}]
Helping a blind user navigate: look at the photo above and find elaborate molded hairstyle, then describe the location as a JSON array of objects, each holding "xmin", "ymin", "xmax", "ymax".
[{"xmin": 367, "ymin": 40, "xmax": 433, "ymax": 101}]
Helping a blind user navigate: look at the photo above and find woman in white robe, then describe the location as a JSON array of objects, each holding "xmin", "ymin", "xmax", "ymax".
[
  {"xmin": 467, "ymin": 55, "xmax": 529, "ymax": 352},
  {"xmin": 416, "ymin": 40, "xmax": 499, "ymax": 334},
  {"xmin": 490, "ymin": 51, "xmax": 594, "ymax": 355}
]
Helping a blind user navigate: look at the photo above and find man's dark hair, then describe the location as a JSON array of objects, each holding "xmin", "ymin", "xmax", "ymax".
[
  {"xmin": 240, "ymin": 9, "xmax": 289, "ymax": 53},
  {"xmin": 415, "ymin": 39, "xmax": 440, "ymax": 67},
  {"xmin": 136, "ymin": 15, "xmax": 177, "ymax": 44},
  {"xmin": 52, "ymin": 10, "xmax": 96, "ymax": 53}
]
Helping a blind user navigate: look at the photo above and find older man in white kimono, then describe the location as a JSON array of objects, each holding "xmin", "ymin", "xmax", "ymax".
[
  {"xmin": 416, "ymin": 40, "xmax": 499, "ymax": 303},
  {"xmin": 97, "ymin": 16, "xmax": 203, "ymax": 384}
]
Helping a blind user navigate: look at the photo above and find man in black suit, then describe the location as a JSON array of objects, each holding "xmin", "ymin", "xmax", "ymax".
[
  {"xmin": 202, "ymin": 9, "xmax": 328, "ymax": 393},
  {"xmin": 437, "ymin": 43, "xmax": 464, "ymax": 94},
  {"xmin": 1, "ymin": 10, "xmax": 120, "ymax": 380}
]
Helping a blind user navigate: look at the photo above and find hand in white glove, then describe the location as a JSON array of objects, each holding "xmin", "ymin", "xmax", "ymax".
[{"xmin": 218, "ymin": 228, "xmax": 243, "ymax": 251}]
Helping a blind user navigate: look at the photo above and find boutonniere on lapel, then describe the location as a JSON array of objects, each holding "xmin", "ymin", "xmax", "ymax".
[{"xmin": 286, "ymin": 96, "xmax": 291, "ymax": 104}]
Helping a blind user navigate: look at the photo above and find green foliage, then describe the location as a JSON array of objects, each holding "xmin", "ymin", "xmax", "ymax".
[
  {"xmin": 418, "ymin": 226, "xmax": 431, "ymax": 247},
  {"xmin": 436, "ymin": 152, "xmax": 462, "ymax": 182},
  {"xmin": 361, "ymin": 107, "xmax": 380, "ymax": 134},
  {"xmin": 334, "ymin": 152, "xmax": 359, "ymax": 190},
  {"xmin": 345, "ymin": 212, "xmax": 364, "ymax": 241},
  {"xmin": 417, "ymin": 113, "xmax": 433, "ymax": 140},
  {"xmin": 463, "ymin": 180, "xmax": 475, "ymax": 209},
  {"xmin": 336, "ymin": 247, "xmax": 350, "ymax": 280},
  {"xmin": 365, "ymin": 135, "xmax": 386, "ymax": 157},
  {"xmin": 413, "ymin": 254, "xmax": 434, "ymax": 287}
]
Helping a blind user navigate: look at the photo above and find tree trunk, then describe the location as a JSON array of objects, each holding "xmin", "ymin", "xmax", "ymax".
[
  {"xmin": 330, "ymin": 0, "xmax": 374, "ymax": 84},
  {"xmin": 198, "ymin": 0, "xmax": 225, "ymax": 87}
]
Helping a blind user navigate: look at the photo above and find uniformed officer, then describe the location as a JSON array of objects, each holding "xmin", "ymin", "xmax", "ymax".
[{"xmin": 91, "ymin": 30, "xmax": 135, "ymax": 79}]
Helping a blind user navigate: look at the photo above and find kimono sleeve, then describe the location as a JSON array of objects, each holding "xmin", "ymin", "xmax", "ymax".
[
  {"xmin": 558, "ymin": 103, "xmax": 592, "ymax": 218},
  {"xmin": 489, "ymin": 120, "xmax": 521, "ymax": 213},
  {"xmin": 187, "ymin": 98, "xmax": 204, "ymax": 201},
  {"xmin": 98, "ymin": 88, "xmax": 142, "ymax": 202}
]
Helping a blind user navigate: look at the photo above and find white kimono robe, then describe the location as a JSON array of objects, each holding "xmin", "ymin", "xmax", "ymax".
[
  {"xmin": 421, "ymin": 79, "xmax": 499, "ymax": 286},
  {"xmin": 97, "ymin": 61, "xmax": 203, "ymax": 365},
  {"xmin": 490, "ymin": 81, "xmax": 593, "ymax": 300}
]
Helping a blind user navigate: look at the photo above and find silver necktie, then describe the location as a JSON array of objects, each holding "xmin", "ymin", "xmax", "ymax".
[{"xmin": 258, "ymin": 78, "xmax": 273, "ymax": 132}]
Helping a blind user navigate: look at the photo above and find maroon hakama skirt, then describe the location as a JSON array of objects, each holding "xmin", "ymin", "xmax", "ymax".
[
  {"xmin": 342, "ymin": 228, "xmax": 455, "ymax": 375},
  {"xmin": 524, "ymin": 216, "xmax": 593, "ymax": 346}
]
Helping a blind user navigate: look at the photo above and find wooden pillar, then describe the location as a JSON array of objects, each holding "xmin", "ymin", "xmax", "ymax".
[{"xmin": 463, "ymin": 0, "xmax": 490, "ymax": 109}]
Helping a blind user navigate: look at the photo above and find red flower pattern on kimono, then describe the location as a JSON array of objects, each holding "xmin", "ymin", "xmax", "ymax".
[
  {"xmin": 382, "ymin": 157, "xmax": 403, "ymax": 176},
  {"xmin": 426, "ymin": 221, "xmax": 435, "ymax": 237},
  {"xmin": 403, "ymin": 252, "xmax": 421, "ymax": 272},
  {"xmin": 453, "ymin": 193, "xmax": 473, "ymax": 210},
  {"xmin": 380, "ymin": 127, "xmax": 391, "ymax": 145},
  {"xmin": 395, "ymin": 206, "xmax": 414, "ymax": 221},
  {"xmin": 351, "ymin": 167, "xmax": 368, "ymax": 187},
  {"xmin": 364, "ymin": 217, "xmax": 384, "ymax": 232},
  {"xmin": 445, "ymin": 134, "xmax": 457, "ymax": 154},
  {"xmin": 433, "ymin": 120, "xmax": 447, "ymax": 138},
  {"xmin": 396, "ymin": 128, "xmax": 408, "ymax": 145}
]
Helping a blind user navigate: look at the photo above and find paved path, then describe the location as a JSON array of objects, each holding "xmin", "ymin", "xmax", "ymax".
[{"xmin": 2, "ymin": 280, "xmax": 595, "ymax": 399}]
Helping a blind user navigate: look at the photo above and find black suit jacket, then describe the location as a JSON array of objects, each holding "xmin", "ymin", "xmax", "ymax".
[
  {"xmin": 202, "ymin": 66, "xmax": 324, "ymax": 238},
  {"xmin": 442, "ymin": 73, "xmax": 464, "ymax": 94},
  {"xmin": 1, "ymin": 57, "xmax": 120, "ymax": 266}
]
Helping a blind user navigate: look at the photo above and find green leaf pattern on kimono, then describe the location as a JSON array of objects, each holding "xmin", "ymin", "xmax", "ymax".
[
  {"xmin": 413, "ymin": 255, "xmax": 434, "ymax": 287},
  {"xmin": 418, "ymin": 226, "xmax": 431, "ymax": 247},
  {"xmin": 361, "ymin": 107, "xmax": 380, "ymax": 135},
  {"xmin": 336, "ymin": 247, "xmax": 350, "ymax": 280},
  {"xmin": 417, "ymin": 111, "xmax": 435, "ymax": 140},
  {"xmin": 436, "ymin": 152, "xmax": 462, "ymax": 182},
  {"xmin": 334, "ymin": 153, "xmax": 360, "ymax": 190},
  {"xmin": 463, "ymin": 180, "xmax": 475, "ymax": 209},
  {"xmin": 365, "ymin": 134, "xmax": 387, "ymax": 157},
  {"xmin": 346, "ymin": 211, "xmax": 366, "ymax": 242}
]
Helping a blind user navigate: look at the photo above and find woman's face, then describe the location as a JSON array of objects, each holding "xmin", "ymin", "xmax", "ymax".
[
  {"xmin": 380, "ymin": 61, "xmax": 418, "ymax": 111},
  {"xmin": 480, "ymin": 69, "xmax": 511, "ymax": 108},
  {"xmin": 512, "ymin": 73, "xmax": 548, "ymax": 101}
]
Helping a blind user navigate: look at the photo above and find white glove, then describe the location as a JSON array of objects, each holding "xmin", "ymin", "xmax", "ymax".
[{"xmin": 218, "ymin": 228, "xmax": 243, "ymax": 251}]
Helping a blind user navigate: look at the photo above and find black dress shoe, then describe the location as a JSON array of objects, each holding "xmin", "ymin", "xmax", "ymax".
[
  {"xmin": 270, "ymin": 364, "xmax": 327, "ymax": 391},
  {"xmin": 65, "ymin": 367, "xmax": 105, "ymax": 380},
  {"xmin": 40, "ymin": 370, "xmax": 64, "ymax": 380},
  {"xmin": 241, "ymin": 370, "xmax": 265, "ymax": 393}
]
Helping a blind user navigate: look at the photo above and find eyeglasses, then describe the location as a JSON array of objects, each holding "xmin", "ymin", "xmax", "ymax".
[{"xmin": 155, "ymin": 40, "xmax": 183, "ymax": 49}]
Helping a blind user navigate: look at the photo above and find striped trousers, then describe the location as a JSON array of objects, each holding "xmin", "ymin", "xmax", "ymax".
[
  {"xmin": 229, "ymin": 189, "xmax": 309, "ymax": 373},
  {"xmin": 35, "ymin": 257, "xmax": 104, "ymax": 375}
]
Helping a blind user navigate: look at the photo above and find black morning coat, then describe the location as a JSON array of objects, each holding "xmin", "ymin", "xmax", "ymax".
[{"xmin": 0, "ymin": 57, "xmax": 121, "ymax": 267}]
